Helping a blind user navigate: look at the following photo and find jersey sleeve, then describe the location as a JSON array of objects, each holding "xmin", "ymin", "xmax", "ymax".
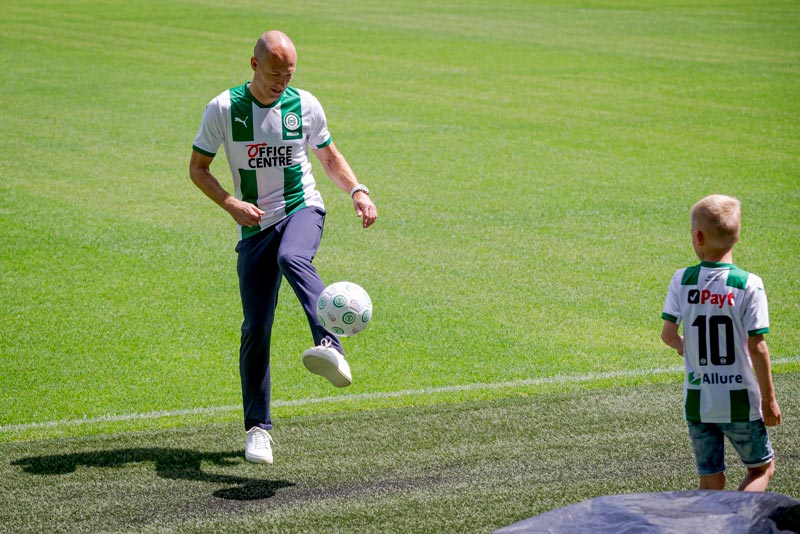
[
  {"xmin": 192, "ymin": 98, "xmax": 226, "ymax": 158},
  {"xmin": 662, "ymin": 269, "xmax": 684, "ymax": 324},
  {"xmin": 305, "ymin": 93, "xmax": 332, "ymax": 149},
  {"xmin": 742, "ymin": 274, "xmax": 769, "ymax": 336}
]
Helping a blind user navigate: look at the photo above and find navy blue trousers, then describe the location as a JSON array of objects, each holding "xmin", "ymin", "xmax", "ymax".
[{"xmin": 235, "ymin": 206, "xmax": 343, "ymax": 431}]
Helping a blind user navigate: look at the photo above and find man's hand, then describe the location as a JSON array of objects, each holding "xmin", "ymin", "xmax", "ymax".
[
  {"xmin": 353, "ymin": 191, "xmax": 377, "ymax": 228},
  {"xmin": 224, "ymin": 197, "xmax": 265, "ymax": 227},
  {"xmin": 312, "ymin": 143, "xmax": 378, "ymax": 228}
]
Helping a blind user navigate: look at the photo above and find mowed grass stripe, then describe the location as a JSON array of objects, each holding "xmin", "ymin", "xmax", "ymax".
[
  {"xmin": 2, "ymin": 373, "xmax": 799, "ymax": 534},
  {"xmin": 3, "ymin": 356, "xmax": 798, "ymax": 435}
]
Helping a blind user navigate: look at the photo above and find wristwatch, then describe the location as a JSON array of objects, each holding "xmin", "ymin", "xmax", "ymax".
[{"xmin": 350, "ymin": 184, "xmax": 370, "ymax": 198}]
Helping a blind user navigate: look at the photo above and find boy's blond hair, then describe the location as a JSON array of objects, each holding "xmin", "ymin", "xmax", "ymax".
[{"xmin": 691, "ymin": 194, "xmax": 741, "ymax": 250}]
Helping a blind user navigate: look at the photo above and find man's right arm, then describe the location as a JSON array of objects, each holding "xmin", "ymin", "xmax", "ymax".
[{"xmin": 189, "ymin": 150, "xmax": 264, "ymax": 227}]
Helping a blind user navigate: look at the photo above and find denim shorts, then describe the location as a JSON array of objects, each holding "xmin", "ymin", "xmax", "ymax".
[{"xmin": 687, "ymin": 420, "xmax": 774, "ymax": 476}]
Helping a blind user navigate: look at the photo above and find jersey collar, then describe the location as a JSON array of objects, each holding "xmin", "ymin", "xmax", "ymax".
[
  {"xmin": 244, "ymin": 82, "xmax": 285, "ymax": 109},
  {"xmin": 700, "ymin": 261, "xmax": 735, "ymax": 269}
]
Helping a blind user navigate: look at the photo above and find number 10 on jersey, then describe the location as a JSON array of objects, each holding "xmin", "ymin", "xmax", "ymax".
[{"xmin": 692, "ymin": 315, "xmax": 735, "ymax": 366}]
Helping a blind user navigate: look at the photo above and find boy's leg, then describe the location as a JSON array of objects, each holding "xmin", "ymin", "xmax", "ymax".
[
  {"xmin": 688, "ymin": 422, "xmax": 726, "ymax": 490},
  {"xmin": 236, "ymin": 228, "xmax": 282, "ymax": 431},
  {"xmin": 738, "ymin": 460, "xmax": 774, "ymax": 492},
  {"xmin": 275, "ymin": 207, "xmax": 343, "ymax": 353},
  {"xmin": 721, "ymin": 420, "xmax": 775, "ymax": 492},
  {"xmin": 699, "ymin": 472, "xmax": 726, "ymax": 490}
]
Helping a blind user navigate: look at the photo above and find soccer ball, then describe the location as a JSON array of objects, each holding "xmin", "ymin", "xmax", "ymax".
[{"xmin": 316, "ymin": 281, "xmax": 372, "ymax": 337}]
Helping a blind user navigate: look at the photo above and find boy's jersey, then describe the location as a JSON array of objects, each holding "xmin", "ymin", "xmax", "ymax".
[
  {"xmin": 192, "ymin": 82, "xmax": 332, "ymax": 240},
  {"xmin": 662, "ymin": 261, "xmax": 770, "ymax": 423}
]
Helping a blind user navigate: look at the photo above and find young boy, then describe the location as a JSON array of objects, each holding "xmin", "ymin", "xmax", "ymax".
[{"xmin": 661, "ymin": 194, "xmax": 782, "ymax": 491}]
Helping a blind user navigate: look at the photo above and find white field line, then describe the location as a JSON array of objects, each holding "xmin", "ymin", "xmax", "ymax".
[{"xmin": 3, "ymin": 356, "xmax": 799, "ymax": 433}]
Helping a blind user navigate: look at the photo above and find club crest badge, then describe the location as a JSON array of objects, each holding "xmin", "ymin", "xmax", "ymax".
[{"xmin": 283, "ymin": 112, "xmax": 300, "ymax": 131}]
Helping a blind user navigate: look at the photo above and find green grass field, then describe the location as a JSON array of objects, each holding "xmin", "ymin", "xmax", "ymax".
[{"xmin": 1, "ymin": 0, "xmax": 799, "ymax": 532}]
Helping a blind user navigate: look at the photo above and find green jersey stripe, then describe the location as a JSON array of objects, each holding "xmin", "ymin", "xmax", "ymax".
[
  {"xmin": 239, "ymin": 169, "xmax": 258, "ymax": 205},
  {"xmin": 685, "ymin": 389, "xmax": 701, "ymax": 422},
  {"xmin": 238, "ymin": 169, "xmax": 261, "ymax": 239},
  {"xmin": 280, "ymin": 87, "xmax": 303, "ymax": 141},
  {"xmin": 242, "ymin": 224, "xmax": 261, "ymax": 240},
  {"xmin": 283, "ymin": 164, "xmax": 306, "ymax": 215},
  {"xmin": 681, "ymin": 265, "xmax": 701, "ymax": 285},
  {"xmin": 729, "ymin": 389, "xmax": 751, "ymax": 422},
  {"xmin": 726, "ymin": 266, "xmax": 749, "ymax": 290},
  {"xmin": 230, "ymin": 84, "xmax": 254, "ymax": 142}
]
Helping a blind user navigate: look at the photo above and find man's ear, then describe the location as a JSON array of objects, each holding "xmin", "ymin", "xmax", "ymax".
[{"xmin": 250, "ymin": 56, "xmax": 258, "ymax": 71}]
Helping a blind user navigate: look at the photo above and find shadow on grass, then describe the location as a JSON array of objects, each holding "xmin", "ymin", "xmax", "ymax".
[{"xmin": 12, "ymin": 448, "xmax": 293, "ymax": 501}]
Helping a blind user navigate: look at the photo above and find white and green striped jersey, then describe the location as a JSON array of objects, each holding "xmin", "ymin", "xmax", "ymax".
[
  {"xmin": 193, "ymin": 82, "xmax": 332, "ymax": 240},
  {"xmin": 662, "ymin": 261, "xmax": 770, "ymax": 423}
]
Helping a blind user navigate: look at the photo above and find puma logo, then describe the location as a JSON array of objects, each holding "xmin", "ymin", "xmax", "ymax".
[{"xmin": 235, "ymin": 116, "xmax": 249, "ymax": 128}]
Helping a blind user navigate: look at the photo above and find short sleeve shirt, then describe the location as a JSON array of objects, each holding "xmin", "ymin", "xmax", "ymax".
[
  {"xmin": 193, "ymin": 82, "xmax": 332, "ymax": 240},
  {"xmin": 662, "ymin": 261, "xmax": 770, "ymax": 423}
]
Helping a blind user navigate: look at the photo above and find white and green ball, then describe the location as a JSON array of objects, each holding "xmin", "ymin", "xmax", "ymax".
[{"xmin": 316, "ymin": 282, "xmax": 372, "ymax": 337}]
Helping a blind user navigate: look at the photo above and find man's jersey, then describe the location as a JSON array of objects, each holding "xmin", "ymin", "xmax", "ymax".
[
  {"xmin": 192, "ymin": 82, "xmax": 332, "ymax": 240},
  {"xmin": 662, "ymin": 261, "xmax": 770, "ymax": 423}
]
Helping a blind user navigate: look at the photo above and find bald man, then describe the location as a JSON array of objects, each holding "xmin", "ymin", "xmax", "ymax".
[{"xmin": 190, "ymin": 31, "xmax": 377, "ymax": 464}]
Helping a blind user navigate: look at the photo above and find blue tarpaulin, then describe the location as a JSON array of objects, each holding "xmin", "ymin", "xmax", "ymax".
[{"xmin": 495, "ymin": 491, "xmax": 799, "ymax": 533}]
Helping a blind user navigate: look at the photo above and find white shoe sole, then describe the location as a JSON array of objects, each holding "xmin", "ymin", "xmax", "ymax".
[
  {"xmin": 302, "ymin": 351, "xmax": 352, "ymax": 388},
  {"xmin": 244, "ymin": 451, "xmax": 273, "ymax": 465}
]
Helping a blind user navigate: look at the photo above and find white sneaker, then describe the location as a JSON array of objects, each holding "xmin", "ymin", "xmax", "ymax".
[
  {"xmin": 244, "ymin": 427, "xmax": 274, "ymax": 464},
  {"xmin": 302, "ymin": 338, "xmax": 352, "ymax": 388}
]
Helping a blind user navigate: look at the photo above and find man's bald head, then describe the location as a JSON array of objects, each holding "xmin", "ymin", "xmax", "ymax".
[
  {"xmin": 249, "ymin": 30, "xmax": 297, "ymax": 105},
  {"xmin": 254, "ymin": 30, "xmax": 296, "ymax": 63}
]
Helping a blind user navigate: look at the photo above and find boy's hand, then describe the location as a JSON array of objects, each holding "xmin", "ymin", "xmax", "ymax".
[
  {"xmin": 762, "ymin": 399, "xmax": 782, "ymax": 426},
  {"xmin": 763, "ymin": 398, "xmax": 782, "ymax": 426}
]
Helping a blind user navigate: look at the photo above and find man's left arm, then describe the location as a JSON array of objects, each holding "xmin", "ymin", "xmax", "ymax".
[{"xmin": 313, "ymin": 143, "xmax": 377, "ymax": 228}]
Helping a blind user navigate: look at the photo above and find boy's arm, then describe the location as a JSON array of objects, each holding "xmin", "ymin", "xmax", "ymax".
[
  {"xmin": 748, "ymin": 334, "xmax": 781, "ymax": 426},
  {"xmin": 661, "ymin": 320, "xmax": 684, "ymax": 357}
]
